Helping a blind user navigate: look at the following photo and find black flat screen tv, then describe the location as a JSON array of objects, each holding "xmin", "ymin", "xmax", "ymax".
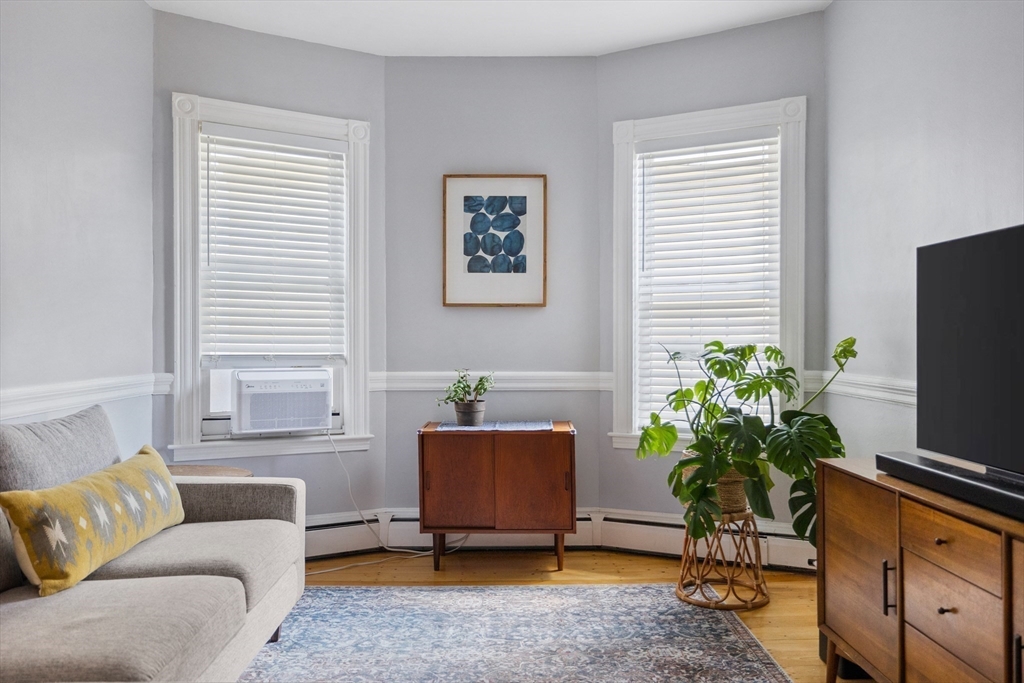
[
  {"xmin": 878, "ymin": 225, "xmax": 1024, "ymax": 521},
  {"xmin": 916, "ymin": 224, "xmax": 1024, "ymax": 480}
]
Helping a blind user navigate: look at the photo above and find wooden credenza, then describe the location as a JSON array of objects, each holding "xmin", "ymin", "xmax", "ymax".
[
  {"xmin": 418, "ymin": 421, "xmax": 576, "ymax": 571},
  {"xmin": 819, "ymin": 458, "xmax": 1024, "ymax": 683}
]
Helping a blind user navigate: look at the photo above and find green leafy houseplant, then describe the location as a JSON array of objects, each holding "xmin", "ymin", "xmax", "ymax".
[
  {"xmin": 438, "ymin": 370, "xmax": 495, "ymax": 426},
  {"xmin": 437, "ymin": 370, "xmax": 494, "ymax": 405},
  {"xmin": 636, "ymin": 338, "xmax": 858, "ymax": 546}
]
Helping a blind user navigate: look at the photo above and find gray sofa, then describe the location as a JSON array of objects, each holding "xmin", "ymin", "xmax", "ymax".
[{"xmin": 0, "ymin": 406, "xmax": 306, "ymax": 682}]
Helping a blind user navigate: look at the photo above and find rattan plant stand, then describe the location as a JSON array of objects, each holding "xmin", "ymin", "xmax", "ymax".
[{"xmin": 676, "ymin": 510, "xmax": 770, "ymax": 611}]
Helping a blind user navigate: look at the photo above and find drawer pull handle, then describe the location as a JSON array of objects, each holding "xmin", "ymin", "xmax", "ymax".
[
  {"xmin": 1013, "ymin": 634, "xmax": 1022, "ymax": 683},
  {"xmin": 565, "ymin": 472, "xmax": 570, "ymax": 491},
  {"xmin": 425, "ymin": 472, "xmax": 430, "ymax": 491},
  {"xmin": 937, "ymin": 606, "xmax": 956, "ymax": 615},
  {"xmin": 882, "ymin": 560, "xmax": 897, "ymax": 616},
  {"xmin": 934, "ymin": 537, "xmax": 947, "ymax": 545}
]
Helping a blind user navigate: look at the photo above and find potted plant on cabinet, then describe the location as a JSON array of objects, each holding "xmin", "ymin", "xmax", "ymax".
[
  {"xmin": 636, "ymin": 337, "xmax": 858, "ymax": 546},
  {"xmin": 438, "ymin": 370, "xmax": 495, "ymax": 426}
]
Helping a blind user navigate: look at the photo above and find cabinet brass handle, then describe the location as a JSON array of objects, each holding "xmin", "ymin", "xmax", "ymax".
[
  {"xmin": 934, "ymin": 537, "xmax": 947, "ymax": 545},
  {"xmin": 937, "ymin": 607, "xmax": 956, "ymax": 615},
  {"xmin": 882, "ymin": 560, "xmax": 897, "ymax": 616},
  {"xmin": 1013, "ymin": 634, "xmax": 1022, "ymax": 683},
  {"xmin": 564, "ymin": 472, "xmax": 570, "ymax": 491}
]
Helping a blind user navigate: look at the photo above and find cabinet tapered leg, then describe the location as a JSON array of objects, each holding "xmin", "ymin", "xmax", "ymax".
[
  {"xmin": 433, "ymin": 533, "xmax": 445, "ymax": 571},
  {"xmin": 555, "ymin": 533, "xmax": 565, "ymax": 571},
  {"xmin": 825, "ymin": 638, "xmax": 838, "ymax": 683}
]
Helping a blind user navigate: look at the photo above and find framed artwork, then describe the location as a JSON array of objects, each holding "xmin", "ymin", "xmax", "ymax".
[{"xmin": 442, "ymin": 174, "xmax": 547, "ymax": 306}]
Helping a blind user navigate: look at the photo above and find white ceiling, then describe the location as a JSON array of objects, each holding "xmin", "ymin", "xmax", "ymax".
[{"xmin": 145, "ymin": 0, "xmax": 832, "ymax": 57}]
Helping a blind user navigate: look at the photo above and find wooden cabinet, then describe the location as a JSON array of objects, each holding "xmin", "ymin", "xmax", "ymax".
[
  {"xmin": 418, "ymin": 422, "xmax": 576, "ymax": 571},
  {"xmin": 819, "ymin": 458, "xmax": 1024, "ymax": 683},
  {"xmin": 421, "ymin": 434, "xmax": 495, "ymax": 529},
  {"xmin": 820, "ymin": 464, "xmax": 900, "ymax": 683},
  {"xmin": 1013, "ymin": 540, "xmax": 1024, "ymax": 683}
]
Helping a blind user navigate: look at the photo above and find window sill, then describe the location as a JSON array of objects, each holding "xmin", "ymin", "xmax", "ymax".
[
  {"xmin": 608, "ymin": 431, "xmax": 693, "ymax": 452},
  {"xmin": 169, "ymin": 433, "xmax": 373, "ymax": 462}
]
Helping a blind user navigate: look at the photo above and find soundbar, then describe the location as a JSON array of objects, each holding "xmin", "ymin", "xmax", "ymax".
[{"xmin": 876, "ymin": 451, "xmax": 1024, "ymax": 522}]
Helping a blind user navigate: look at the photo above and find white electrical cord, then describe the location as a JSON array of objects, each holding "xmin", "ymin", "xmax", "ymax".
[{"xmin": 305, "ymin": 434, "xmax": 470, "ymax": 576}]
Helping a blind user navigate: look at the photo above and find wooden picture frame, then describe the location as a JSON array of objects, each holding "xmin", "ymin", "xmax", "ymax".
[{"xmin": 442, "ymin": 174, "xmax": 547, "ymax": 306}]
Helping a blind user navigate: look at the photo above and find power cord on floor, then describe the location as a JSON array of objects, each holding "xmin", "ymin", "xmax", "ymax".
[{"xmin": 305, "ymin": 434, "xmax": 470, "ymax": 576}]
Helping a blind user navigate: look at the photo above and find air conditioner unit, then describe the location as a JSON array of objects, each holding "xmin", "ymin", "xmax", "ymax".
[{"xmin": 231, "ymin": 369, "xmax": 333, "ymax": 435}]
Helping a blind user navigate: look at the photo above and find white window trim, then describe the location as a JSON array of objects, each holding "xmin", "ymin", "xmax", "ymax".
[
  {"xmin": 610, "ymin": 97, "xmax": 807, "ymax": 449},
  {"xmin": 169, "ymin": 93, "xmax": 372, "ymax": 459}
]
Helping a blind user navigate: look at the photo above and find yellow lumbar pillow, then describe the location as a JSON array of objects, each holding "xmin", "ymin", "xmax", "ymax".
[{"xmin": 0, "ymin": 445, "xmax": 184, "ymax": 596}]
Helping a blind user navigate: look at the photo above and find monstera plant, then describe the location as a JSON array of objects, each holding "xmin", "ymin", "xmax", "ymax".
[{"xmin": 636, "ymin": 338, "xmax": 858, "ymax": 546}]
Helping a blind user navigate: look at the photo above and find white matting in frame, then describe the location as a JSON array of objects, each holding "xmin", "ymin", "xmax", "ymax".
[{"xmin": 443, "ymin": 174, "xmax": 547, "ymax": 306}]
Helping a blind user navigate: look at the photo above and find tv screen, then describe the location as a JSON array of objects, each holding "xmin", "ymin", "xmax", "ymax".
[{"xmin": 917, "ymin": 224, "xmax": 1024, "ymax": 476}]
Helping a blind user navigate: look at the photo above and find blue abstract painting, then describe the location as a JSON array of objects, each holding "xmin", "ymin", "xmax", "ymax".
[{"xmin": 463, "ymin": 196, "xmax": 526, "ymax": 274}]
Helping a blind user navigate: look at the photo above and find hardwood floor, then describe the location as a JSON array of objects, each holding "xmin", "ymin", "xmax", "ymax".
[{"xmin": 306, "ymin": 547, "xmax": 844, "ymax": 683}]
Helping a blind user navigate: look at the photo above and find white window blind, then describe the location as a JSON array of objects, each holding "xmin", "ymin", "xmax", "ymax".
[
  {"xmin": 635, "ymin": 132, "xmax": 780, "ymax": 427},
  {"xmin": 200, "ymin": 123, "xmax": 346, "ymax": 358}
]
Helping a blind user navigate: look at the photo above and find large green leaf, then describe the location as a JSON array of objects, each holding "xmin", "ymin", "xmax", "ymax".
[
  {"xmin": 832, "ymin": 336, "xmax": 858, "ymax": 365},
  {"xmin": 765, "ymin": 366, "xmax": 799, "ymax": 402},
  {"xmin": 701, "ymin": 342, "xmax": 751, "ymax": 381},
  {"xmin": 743, "ymin": 475, "xmax": 775, "ymax": 519},
  {"xmin": 636, "ymin": 414, "xmax": 678, "ymax": 459},
  {"xmin": 788, "ymin": 478, "xmax": 818, "ymax": 547},
  {"xmin": 667, "ymin": 455, "xmax": 703, "ymax": 503},
  {"xmin": 766, "ymin": 415, "xmax": 833, "ymax": 479},
  {"xmin": 666, "ymin": 387, "xmax": 694, "ymax": 413},
  {"xmin": 715, "ymin": 409, "xmax": 766, "ymax": 462},
  {"xmin": 684, "ymin": 491, "xmax": 722, "ymax": 540},
  {"xmin": 780, "ymin": 410, "xmax": 846, "ymax": 458},
  {"xmin": 764, "ymin": 345, "xmax": 785, "ymax": 365}
]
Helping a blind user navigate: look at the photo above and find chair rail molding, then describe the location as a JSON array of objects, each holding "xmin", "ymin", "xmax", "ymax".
[
  {"xmin": 802, "ymin": 370, "xmax": 916, "ymax": 407},
  {"xmin": 0, "ymin": 373, "xmax": 174, "ymax": 421},
  {"xmin": 609, "ymin": 368, "xmax": 915, "ymax": 449},
  {"xmin": 369, "ymin": 371, "xmax": 613, "ymax": 392}
]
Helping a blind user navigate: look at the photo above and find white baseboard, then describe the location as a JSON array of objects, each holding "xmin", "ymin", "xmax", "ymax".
[{"xmin": 303, "ymin": 506, "xmax": 814, "ymax": 570}]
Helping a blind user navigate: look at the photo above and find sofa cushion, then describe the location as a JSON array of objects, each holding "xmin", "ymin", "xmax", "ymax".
[
  {"xmin": 0, "ymin": 574, "xmax": 245, "ymax": 682},
  {"xmin": 0, "ymin": 405, "xmax": 121, "ymax": 493},
  {"xmin": 0, "ymin": 516, "xmax": 24, "ymax": 592},
  {"xmin": 0, "ymin": 446, "xmax": 185, "ymax": 596},
  {"xmin": 0, "ymin": 405, "xmax": 121, "ymax": 593},
  {"xmin": 87, "ymin": 518, "xmax": 299, "ymax": 611}
]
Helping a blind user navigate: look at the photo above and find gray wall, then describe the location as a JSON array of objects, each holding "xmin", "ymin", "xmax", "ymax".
[
  {"xmin": 0, "ymin": 0, "xmax": 154, "ymax": 388},
  {"xmin": 822, "ymin": 0, "xmax": 1024, "ymax": 459},
  {"xmin": 151, "ymin": 12, "xmax": 389, "ymax": 518},
  {"xmin": 383, "ymin": 57, "xmax": 602, "ymax": 508},
  {"xmin": 11, "ymin": 2, "xmax": 1019, "ymax": 529},
  {"xmin": 595, "ymin": 12, "xmax": 829, "ymax": 519}
]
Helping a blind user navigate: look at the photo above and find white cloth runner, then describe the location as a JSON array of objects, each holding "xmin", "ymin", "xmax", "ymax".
[{"xmin": 436, "ymin": 420, "xmax": 554, "ymax": 431}]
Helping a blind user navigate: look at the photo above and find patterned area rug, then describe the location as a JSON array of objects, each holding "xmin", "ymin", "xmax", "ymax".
[{"xmin": 240, "ymin": 584, "xmax": 791, "ymax": 682}]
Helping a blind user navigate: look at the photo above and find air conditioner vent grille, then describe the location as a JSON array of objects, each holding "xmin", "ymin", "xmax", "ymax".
[
  {"xmin": 248, "ymin": 391, "xmax": 331, "ymax": 431},
  {"xmin": 231, "ymin": 369, "xmax": 333, "ymax": 435}
]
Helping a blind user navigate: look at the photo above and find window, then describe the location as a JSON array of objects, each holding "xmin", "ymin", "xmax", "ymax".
[
  {"xmin": 200, "ymin": 123, "xmax": 347, "ymax": 360},
  {"xmin": 171, "ymin": 94, "xmax": 371, "ymax": 459},
  {"xmin": 611, "ymin": 98, "xmax": 806, "ymax": 448}
]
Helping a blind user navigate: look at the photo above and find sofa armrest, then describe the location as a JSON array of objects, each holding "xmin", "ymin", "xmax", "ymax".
[{"xmin": 173, "ymin": 476, "xmax": 306, "ymax": 531}]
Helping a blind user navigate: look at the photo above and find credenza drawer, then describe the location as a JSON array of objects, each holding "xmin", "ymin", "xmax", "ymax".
[
  {"xmin": 901, "ymin": 498, "xmax": 1002, "ymax": 596},
  {"xmin": 905, "ymin": 624, "xmax": 992, "ymax": 683},
  {"xmin": 903, "ymin": 550, "xmax": 1004, "ymax": 683}
]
